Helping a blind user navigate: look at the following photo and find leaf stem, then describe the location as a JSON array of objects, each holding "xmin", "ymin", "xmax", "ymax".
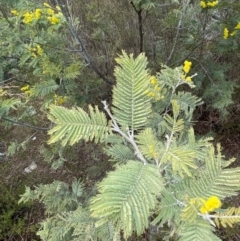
[{"xmin": 102, "ymin": 101, "xmax": 147, "ymax": 165}]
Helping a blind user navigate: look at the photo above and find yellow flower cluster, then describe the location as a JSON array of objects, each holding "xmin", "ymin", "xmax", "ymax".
[
  {"xmin": 183, "ymin": 60, "xmax": 192, "ymax": 74},
  {"xmin": 47, "ymin": 15, "xmax": 60, "ymax": 25},
  {"xmin": 200, "ymin": 0, "xmax": 218, "ymax": 9},
  {"xmin": 54, "ymin": 94, "xmax": 67, "ymax": 105},
  {"xmin": 11, "ymin": 3, "xmax": 62, "ymax": 25},
  {"xmin": 20, "ymin": 85, "xmax": 31, "ymax": 95},
  {"xmin": 200, "ymin": 196, "xmax": 222, "ymax": 214},
  {"xmin": 43, "ymin": 2, "xmax": 51, "ymax": 8},
  {"xmin": 149, "ymin": 145, "xmax": 158, "ymax": 159},
  {"xmin": 22, "ymin": 12, "xmax": 34, "ymax": 24},
  {"xmin": 11, "ymin": 10, "xmax": 18, "ymax": 15},
  {"xmin": 223, "ymin": 22, "xmax": 240, "ymax": 39},
  {"xmin": 182, "ymin": 60, "xmax": 193, "ymax": 82},
  {"xmin": 235, "ymin": 23, "xmax": 240, "ymax": 30},
  {"xmin": 145, "ymin": 76, "xmax": 164, "ymax": 101},
  {"xmin": 21, "ymin": 8, "xmax": 43, "ymax": 24},
  {"xmin": 28, "ymin": 44, "xmax": 44, "ymax": 58},
  {"xmin": 35, "ymin": 8, "xmax": 41, "ymax": 20},
  {"xmin": 45, "ymin": 2, "xmax": 62, "ymax": 25},
  {"xmin": 223, "ymin": 28, "xmax": 229, "ymax": 39}
]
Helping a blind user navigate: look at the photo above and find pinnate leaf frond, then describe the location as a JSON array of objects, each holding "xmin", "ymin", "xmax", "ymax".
[
  {"xmin": 162, "ymin": 145, "xmax": 197, "ymax": 177},
  {"xmin": 173, "ymin": 91, "xmax": 203, "ymax": 120},
  {"xmin": 90, "ymin": 161, "xmax": 163, "ymax": 238},
  {"xmin": 136, "ymin": 128, "xmax": 162, "ymax": 161},
  {"xmin": 105, "ymin": 144, "xmax": 136, "ymax": 163},
  {"xmin": 0, "ymin": 98, "xmax": 21, "ymax": 117},
  {"xmin": 175, "ymin": 145, "xmax": 240, "ymax": 200},
  {"xmin": 112, "ymin": 51, "xmax": 152, "ymax": 130},
  {"xmin": 95, "ymin": 222, "xmax": 120, "ymax": 241},
  {"xmin": 178, "ymin": 218, "xmax": 221, "ymax": 241},
  {"xmin": 163, "ymin": 100, "xmax": 184, "ymax": 134},
  {"xmin": 215, "ymin": 207, "xmax": 240, "ymax": 228},
  {"xmin": 152, "ymin": 189, "xmax": 181, "ymax": 226},
  {"xmin": 30, "ymin": 79, "xmax": 59, "ymax": 97},
  {"xmin": 48, "ymin": 105, "xmax": 110, "ymax": 146}
]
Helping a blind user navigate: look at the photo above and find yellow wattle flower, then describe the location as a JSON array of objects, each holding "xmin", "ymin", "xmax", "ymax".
[
  {"xmin": 207, "ymin": 0, "xmax": 218, "ymax": 7},
  {"xmin": 200, "ymin": 206, "xmax": 208, "ymax": 214},
  {"xmin": 47, "ymin": 16, "xmax": 60, "ymax": 24},
  {"xmin": 235, "ymin": 23, "xmax": 240, "ymax": 30},
  {"xmin": 200, "ymin": 1, "xmax": 207, "ymax": 8},
  {"xmin": 37, "ymin": 45, "xmax": 43, "ymax": 55},
  {"xmin": 185, "ymin": 76, "xmax": 192, "ymax": 82},
  {"xmin": 183, "ymin": 60, "xmax": 192, "ymax": 74},
  {"xmin": 22, "ymin": 12, "xmax": 34, "ymax": 24},
  {"xmin": 200, "ymin": 0, "xmax": 218, "ymax": 8},
  {"xmin": 207, "ymin": 196, "xmax": 222, "ymax": 209},
  {"xmin": 11, "ymin": 10, "xmax": 18, "ymax": 15},
  {"xmin": 35, "ymin": 9, "xmax": 41, "ymax": 20},
  {"xmin": 150, "ymin": 76, "xmax": 157, "ymax": 85},
  {"xmin": 56, "ymin": 5, "xmax": 61, "ymax": 11},
  {"xmin": 47, "ymin": 8, "xmax": 55, "ymax": 15},
  {"xmin": 230, "ymin": 31, "xmax": 237, "ymax": 37},
  {"xmin": 43, "ymin": 2, "xmax": 51, "ymax": 8},
  {"xmin": 20, "ymin": 85, "xmax": 30, "ymax": 91},
  {"xmin": 54, "ymin": 94, "xmax": 66, "ymax": 105},
  {"xmin": 223, "ymin": 28, "xmax": 229, "ymax": 39},
  {"xmin": 200, "ymin": 196, "xmax": 222, "ymax": 214}
]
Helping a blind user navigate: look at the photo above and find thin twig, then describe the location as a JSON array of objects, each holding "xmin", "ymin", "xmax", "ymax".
[
  {"xmin": 102, "ymin": 100, "xmax": 147, "ymax": 165},
  {"xmin": 190, "ymin": 57, "xmax": 214, "ymax": 83},
  {"xmin": 165, "ymin": 14, "xmax": 183, "ymax": 65},
  {"xmin": 55, "ymin": 0, "xmax": 113, "ymax": 86},
  {"xmin": 130, "ymin": 1, "xmax": 144, "ymax": 53},
  {"xmin": 1, "ymin": 116, "xmax": 50, "ymax": 131},
  {"xmin": 165, "ymin": 0, "xmax": 191, "ymax": 65}
]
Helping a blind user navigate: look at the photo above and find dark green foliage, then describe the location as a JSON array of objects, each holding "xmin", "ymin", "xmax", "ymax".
[{"xmin": 0, "ymin": 182, "xmax": 33, "ymax": 240}]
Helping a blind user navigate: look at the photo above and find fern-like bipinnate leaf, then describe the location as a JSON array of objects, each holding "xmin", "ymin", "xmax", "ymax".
[
  {"xmin": 48, "ymin": 105, "xmax": 110, "ymax": 146},
  {"xmin": 0, "ymin": 98, "xmax": 21, "ymax": 117},
  {"xmin": 105, "ymin": 144, "xmax": 136, "ymax": 163},
  {"xmin": 163, "ymin": 100, "xmax": 184, "ymax": 134},
  {"xmin": 63, "ymin": 62, "xmax": 82, "ymax": 79},
  {"xmin": 178, "ymin": 218, "xmax": 221, "ymax": 241},
  {"xmin": 59, "ymin": 207, "xmax": 95, "ymax": 241},
  {"xmin": 112, "ymin": 51, "xmax": 152, "ymax": 130},
  {"xmin": 136, "ymin": 128, "xmax": 162, "ymax": 162},
  {"xmin": 30, "ymin": 79, "xmax": 59, "ymax": 97},
  {"xmin": 37, "ymin": 216, "xmax": 73, "ymax": 241},
  {"xmin": 152, "ymin": 189, "xmax": 181, "ymax": 226},
  {"xmin": 173, "ymin": 91, "xmax": 203, "ymax": 120},
  {"xmin": 175, "ymin": 144, "xmax": 240, "ymax": 200},
  {"xmin": 95, "ymin": 222, "xmax": 120, "ymax": 241},
  {"xmin": 215, "ymin": 207, "xmax": 240, "ymax": 228},
  {"xmin": 90, "ymin": 161, "xmax": 163, "ymax": 238},
  {"xmin": 162, "ymin": 144, "xmax": 197, "ymax": 177}
]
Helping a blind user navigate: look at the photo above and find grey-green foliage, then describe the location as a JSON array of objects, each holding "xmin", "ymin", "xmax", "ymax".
[
  {"xmin": 48, "ymin": 105, "xmax": 110, "ymax": 146},
  {"xmin": 30, "ymin": 79, "xmax": 59, "ymax": 97},
  {"xmin": 20, "ymin": 52, "xmax": 240, "ymax": 240},
  {"xmin": 19, "ymin": 179, "xmax": 83, "ymax": 214},
  {"xmin": 19, "ymin": 179, "xmax": 119, "ymax": 241},
  {"xmin": 91, "ymin": 161, "xmax": 163, "ymax": 238},
  {"xmin": 19, "ymin": 179, "xmax": 92, "ymax": 241},
  {"xmin": 0, "ymin": 98, "xmax": 21, "ymax": 117},
  {"xmin": 112, "ymin": 51, "xmax": 152, "ymax": 130},
  {"xmin": 177, "ymin": 218, "xmax": 222, "ymax": 241}
]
